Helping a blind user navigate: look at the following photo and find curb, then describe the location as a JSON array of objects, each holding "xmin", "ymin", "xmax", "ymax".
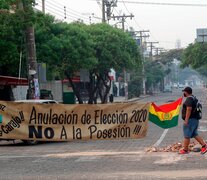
[{"xmin": 113, "ymin": 95, "xmax": 151, "ymax": 103}]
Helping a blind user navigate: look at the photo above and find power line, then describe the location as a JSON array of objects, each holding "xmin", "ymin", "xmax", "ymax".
[
  {"xmin": 47, "ymin": 1, "xmax": 84, "ymax": 16},
  {"xmin": 112, "ymin": 14, "xmax": 134, "ymax": 30},
  {"xmin": 114, "ymin": 8, "xmax": 121, "ymax": 16},
  {"xmin": 121, "ymin": 1, "xmax": 207, "ymax": 7},
  {"xmin": 36, "ymin": 0, "xmax": 91, "ymax": 22},
  {"xmin": 122, "ymin": 0, "xmax": 131, "ymax": 14},
  {"xmin": 120, "ymin": 1, "xmax": 143, "ymax": 29},
  {"xmin": 35, "ymin": 3, "xmax": 65, "ymax": 18},
  {"xmin": 47, "ymin": 4, "xmax": 90, "ymax": 22},
  {"xmin": 36, "ymin": 4, "xmax": 78, "ymax": 22},
  {"xmin": 46, "ymin": 4, "xmax": 64, "ymax": 14},
  {"xmin": 35, "ymin": 1, "xmax": 90, "ymax": 23},
  {"xmin": 121, "ymin": 0, "xmax": 146, "ymax": 31},
  {"xmin": 47, "ymin": 1, "xmax": 90, "ymax": 21},
  {"xmin": 45, "ymin": 0, "xmax": 65, "ymax": 8},
  {"xmin": 96, "ymin": 0, "xmax": 102, "ymax": 11},
  {"xmin": 121, "ymin": 0, "xmax": 159, "ymax": 42},
  {"xmin": 45, "ymin": 8, "xmax": 65, "ymax": 18}
]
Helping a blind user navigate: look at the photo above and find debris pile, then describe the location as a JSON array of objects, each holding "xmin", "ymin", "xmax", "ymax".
[{"xmin": 146, "ymin": 141, "xmax": 200, "ymax": 153}]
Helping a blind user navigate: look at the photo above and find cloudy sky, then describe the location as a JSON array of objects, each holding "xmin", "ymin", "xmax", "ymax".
[{"xmin": 35, "ymin": 0, "xmax": 207, "ymax": 49}]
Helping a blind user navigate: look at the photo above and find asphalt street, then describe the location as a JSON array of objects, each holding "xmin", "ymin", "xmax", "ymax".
[{"xmin": 1, "ymin": 87, "xmax": 207, "ymax": 180}]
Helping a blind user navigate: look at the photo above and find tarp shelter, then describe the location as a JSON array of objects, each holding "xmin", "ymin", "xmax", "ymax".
[
  {"xmin": 0, "ymin": 75, "xmax": 28, "ymax": 86},
  {"xmin": 0, "ymin": 75, "xmax": 28, "ymax": 101}
]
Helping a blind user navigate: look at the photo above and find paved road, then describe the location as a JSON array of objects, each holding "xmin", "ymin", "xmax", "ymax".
[{"xmin": 1, "ymin": 88, "xmax": 207, "ymax": 180}]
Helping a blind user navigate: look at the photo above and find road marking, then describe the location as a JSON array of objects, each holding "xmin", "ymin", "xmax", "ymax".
[
  {"xmin": 75, "ymin": 156, "xmax": 100, "ymax": 162},
  {"xmin": 45, "ymin": 151, "xmax": 143, "ymax": 157},
  {"xmin": 154, "ymin": 153, "xmax": 184, "ymax": 164},
  {"xmin": 198, "ymin": 126, "xmax": 207, "ymax": 132},
  {"xmin": 199, "ymin": 121, "xmax": 207, "ymax": 123},
  {"xmin": 153, "ymin": 129, "xmax": 169, "ymax": 147},
  {"xmin": 0, "ymin": 155, "xmax": 45, "ymax": 159},
  {"xmin": 0, "ymin": 151, "xmax": 144, "ymax": 159},
  {"xmin": 110, "ymin": 169, "xmax": 207, "ymax": 178}
]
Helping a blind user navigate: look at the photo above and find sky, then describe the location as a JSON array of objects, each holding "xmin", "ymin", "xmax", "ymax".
[{"xmin": 35, "ymin": 0, "xmax": 207, "ymax": 50}]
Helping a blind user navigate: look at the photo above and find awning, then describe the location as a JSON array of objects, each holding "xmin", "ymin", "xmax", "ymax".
[
  {"xmin": 0, "ymin": 75, "xmax": 28, "ymax": 86},
  {"xmin": 62, "ymin": 77, "xmax": 81, "ymax": 83}
]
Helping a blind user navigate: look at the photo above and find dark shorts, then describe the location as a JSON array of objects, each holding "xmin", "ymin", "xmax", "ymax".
[{"xmin": 183, "ymin": 118, "xmax": 199, "ymax": 138}]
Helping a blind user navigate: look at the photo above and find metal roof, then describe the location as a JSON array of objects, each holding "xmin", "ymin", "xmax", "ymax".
[{"xmin": 0, "ymin": 75, "xmax": 28, "ymax": 86}]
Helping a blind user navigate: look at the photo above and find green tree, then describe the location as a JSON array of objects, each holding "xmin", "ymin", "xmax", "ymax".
[
  {"xmin": 34, "ymin": 12, "xmax": 60, "ymax": 79},
  {"xmin": 181, "ymin": 43, "xmax": 207, "ymax": 69},
  {"xmin": 87, "ymin": 23, "xmax": 141, "ymax": 103},
  {"xmin": 181, "ymin": 42, "xmax": 207, "ymax": 78},
  {"xmin": 35, "ymin": 19, "xmax": 97, "ymax": 103},
  {"xmin": 0, "ymin": 5, "xmax": 24, "ymax": 76},
  {"xmin": 196, "ymin": 66, "xmax": 207, "ymax": 77},
  {"xmin": 145, "ymin": 59, "xmax": 165, "ymax": 93},
  {"xmin": 0, "ymin": 0, "xmax": 16, "ymax": 10},
  {"xmin": 155, "ymin": 49, "xmax": 183, "ymax": 65},
  {"xmin": 0, "ymin": 4, "xmax": 142, "ymax": 104},
  {"xmin": 0, "ymin": 0, "xmax": 37, "ymax": 77},
  {"xmin": 128, "ymin": 68, "xmax": 143, "ymax": 98}
]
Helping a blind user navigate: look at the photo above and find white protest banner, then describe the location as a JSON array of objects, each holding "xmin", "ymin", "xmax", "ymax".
[{"xmin": 0, "ymin": 101, "xmax": 149, "ymax": 141}]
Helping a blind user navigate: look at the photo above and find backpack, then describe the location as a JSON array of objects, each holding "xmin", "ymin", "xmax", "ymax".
[{"xmin": 191, "ymin": 96, "xmax": 202, "ymax": 120}]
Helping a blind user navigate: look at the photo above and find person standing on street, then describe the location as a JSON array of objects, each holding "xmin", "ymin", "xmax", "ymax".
[{"xmin": 179, "ymin": 87, "xmax": 207, "ymax": 154}]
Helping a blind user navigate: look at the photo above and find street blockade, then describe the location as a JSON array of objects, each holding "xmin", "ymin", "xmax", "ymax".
[{"xmin": 0, "ymin": 101, "xmax": 149, "ymax": 141}]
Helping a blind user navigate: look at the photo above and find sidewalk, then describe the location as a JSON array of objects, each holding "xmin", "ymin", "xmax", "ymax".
[{"xmin": 113, "ymin": 94, "xmax": 150, "ymax": 103}]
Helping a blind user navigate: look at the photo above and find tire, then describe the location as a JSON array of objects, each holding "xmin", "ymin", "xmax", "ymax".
[{"xmin": 22, "ymin": 140, "xmax": 38, "ymax": 145}]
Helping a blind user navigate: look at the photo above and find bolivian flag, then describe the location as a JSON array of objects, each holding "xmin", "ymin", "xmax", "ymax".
[{"xmin": 149, "ymin": 97, "xmax": 182, "ymax": 129}]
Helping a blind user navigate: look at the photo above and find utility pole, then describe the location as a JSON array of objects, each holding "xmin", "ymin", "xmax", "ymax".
[
  {"xmin": 134, "ymin": 30, "xmax": 150, "ymax": 52},
  {"xmin": 113, "ymin": 14, "xmax": 133, "ymax": 99},
  {"xmin": 20, "ymin": 0, "xmax": 39, "ymax": 99},
  {"xmin": 112, "ymin": 14, "xmax": 133, "ymax": 99},
  {"xmin": 102, "ymin": 0, "xmax": 106, "ymax": 22},
  {"xmin": 133, "ymin": 30, "xmax": 150, "ymax": 95},
  {"xmin": 154, "ymin": 47, "xmax": 165, "ymax": 56},
  {"xmin": 42, "ymin": 0, "xmax": 45, "ymax": 14},
  {"xmin": 146, "ymin": 41, "xmax": 159, "ymax": 60},
  {"xmin": 135, "ymin": 30, "xmax": 150, "ymax": 41},
  {"xmin": 102, "ymin": 0, "xmax": 117, "ymax": 23},
  {"xmin": 105, "ymin": 0, "xmax": 117, "ymax": 21},
  {"xmin": 112, "ymin": 14, "xmax": 134, "ymax": 31}
]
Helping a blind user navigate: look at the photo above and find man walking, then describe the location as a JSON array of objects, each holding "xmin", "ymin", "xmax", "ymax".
[{"xmin": 179, "ymin": 87, "xmax": 207, "ymax": 154}]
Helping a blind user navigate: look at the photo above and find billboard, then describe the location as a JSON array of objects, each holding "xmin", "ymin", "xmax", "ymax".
[{"xmin": 196, "ymin": 28, "xmax": 207, "ymax": 42}]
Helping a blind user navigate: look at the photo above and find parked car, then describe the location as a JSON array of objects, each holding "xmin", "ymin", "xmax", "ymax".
[
  {"xmin": 0, "ymin": 99, "xmax": 58, "ymax": 145},
  {"xmin": 178, "ymin": 84, "xmax": 185, "ymax": 88},
  {"xmin": 18, "ymin": 99, "xmax": 58, "ymax": 145},
  {"xmin": 15, "ymin": 99, "xmax": 58, "ymax": 104},
  {"xmin": 163, "ymin": 85, "xmax": 172, "ymax": 93}
]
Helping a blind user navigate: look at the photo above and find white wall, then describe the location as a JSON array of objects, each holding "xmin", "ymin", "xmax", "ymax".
[
  {"xmin": 39, "ymin": 81, "xmax": 63, "ymax": 102},
  {"xmin": 13, "ymin": 86, "xmax": 28, "ymax": 100}
]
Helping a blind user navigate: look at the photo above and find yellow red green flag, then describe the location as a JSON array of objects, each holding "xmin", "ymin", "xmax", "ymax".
[{"xmin": 149, "ymin": 97, "xmax": 182, "ymax": 129}]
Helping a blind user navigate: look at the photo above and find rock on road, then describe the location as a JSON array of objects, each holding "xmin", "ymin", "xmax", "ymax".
[{"xmin": 1, "ymin": 87, "xmax": 207, "ymax": 180}]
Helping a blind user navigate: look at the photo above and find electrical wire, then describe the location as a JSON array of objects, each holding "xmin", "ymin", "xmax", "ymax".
[
  {"xmin": 121, "ymin": 0, "xmax": 159, "ymax": 43},
  {"xmin": 46, "ymin": 3, "xmax": 90, "ymax": 22},
  {"xmin": 47, "ymin": 0, "xmax": 92, "ymax": 19},
  {"xmin": 121, "ymin": 0, "xmax": 143, "ymax": 30},
  {"xmin": 120, "ymin": 0, "xmax": 163, "ymax": 54},
  {"xmin": 114, "ymin": 8, "xmax": 121, "ymax": 16},
  {"xmin": 45, "ymin": 8, "xmax": 65, "ymax": 18},
  {"xmin": 49, "ymin": 3, "xmax": 90, "ymax": 22},
  {"xmin": 35, "ymin": 3, "xmax": 64, "ymax": 18},
  {"xmin": 122, "ymin": 0, "xmax": 131, "ymax": 13},
  {"xmin": 36, "ymin": 0, "xmax": 91, "ymax": 23},
  {"xmin": 96, "ymin": 0, "xmax": 102, "ymax": 10},
  {"xmin": 121, "ymin": 1, "xmax": 207, "ymax": 7}
]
